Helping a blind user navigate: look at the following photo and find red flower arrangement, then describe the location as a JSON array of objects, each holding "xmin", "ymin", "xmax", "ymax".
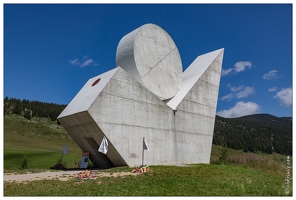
[
  {"xmin": 132, "ymin": 165, "xmax": 149, "ymax": 173},
  {"xmin": 77, "ymin": 170, "xmax": 97, "ymax": 180}
]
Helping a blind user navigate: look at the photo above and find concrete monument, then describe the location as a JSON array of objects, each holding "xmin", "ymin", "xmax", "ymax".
[{"xmin": 58, "ymin": 23, "xmax": 224, "ymax": 168}]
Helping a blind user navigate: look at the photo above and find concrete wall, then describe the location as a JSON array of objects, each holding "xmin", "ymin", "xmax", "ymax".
[
  {"xmin": 173, "ymin": 49, "xmax": 223, "ymax": 164},
  {"xmin": 89, "ymin": 67, "xmax": 176, "ymax": 166}
]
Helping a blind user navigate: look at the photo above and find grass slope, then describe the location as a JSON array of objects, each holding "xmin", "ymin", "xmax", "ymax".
[
  {"xmin": 3, "ymin": 113, "xmax": 292, "ymax": 196},
  {"xmin": 4, "ymin": 114, "xmax": 82, "ymax": 171}
]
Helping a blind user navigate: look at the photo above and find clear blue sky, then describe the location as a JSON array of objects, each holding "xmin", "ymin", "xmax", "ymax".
[{"xmin": 3, "ymin": 4, "xmax": 292, "ymax": 118}]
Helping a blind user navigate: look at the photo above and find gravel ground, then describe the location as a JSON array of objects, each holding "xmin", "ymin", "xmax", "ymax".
[{"xmin": 4, "ymin": 170, "xmax": 139, "ymax": 183}]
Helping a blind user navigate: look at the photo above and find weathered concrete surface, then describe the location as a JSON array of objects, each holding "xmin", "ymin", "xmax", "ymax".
[
  {"xmin": 59, "ymin": 67, "xmax": 175, "ymax": 167},
  {"xmin": 116, "ymin": 23, "xmax": 182, "ymax": 100},
  {"xmin": 171, "ymin": 49, "xmax": 224, "ymax": 164},
  {"xmin": 58, "ymin": 24, "xmax": 224, "ymax": 168},
  {"xmin": 167, "ymin": 48, "xmax": 224, "ymax": 110}
]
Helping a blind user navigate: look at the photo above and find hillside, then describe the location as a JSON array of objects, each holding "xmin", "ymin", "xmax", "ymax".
[
  {"xmin": 3, "ymin": 113, "xmax": 82, "ymax": 171},
  {"xmin": 3, "ymin": 97, "xmax": 292, "ymax": 156},
  {"xmin": 213, "ymin": 114, "xmax": 292, "ymax": 155}
]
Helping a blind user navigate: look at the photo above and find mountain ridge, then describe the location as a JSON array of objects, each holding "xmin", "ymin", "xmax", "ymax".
[{"xmin": 214, "ymin": 113, "xmax": 292, "ymax": 155}]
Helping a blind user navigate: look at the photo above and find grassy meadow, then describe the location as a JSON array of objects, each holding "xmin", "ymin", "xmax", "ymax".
[
  {"xmin": 3, "ymin": 114, "xmax": 292, "ymax": 196},
  {"xmin": 4, "ymin": 114, "xmax": 82, "ymax": 172}
]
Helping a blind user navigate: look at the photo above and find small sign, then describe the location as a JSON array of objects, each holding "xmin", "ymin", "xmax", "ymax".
[
  {"xmin": 80, "ymin": 152, "xmax": 89, "ymax": 169},
  {"xmin": 62, "ymin": 145, "xmax": 68, "ymax": 155}
]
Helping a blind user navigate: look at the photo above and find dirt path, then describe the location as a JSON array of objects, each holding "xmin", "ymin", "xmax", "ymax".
[{"xmin": 4, "ymin": 170, "xmax": 139, "ymax": 183}]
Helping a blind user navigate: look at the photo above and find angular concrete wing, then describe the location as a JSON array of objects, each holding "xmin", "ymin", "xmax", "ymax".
[
  {"xmin": 58, "ymin": 68, "xmax": 118, "ymax": 118},
  {"xmin": 167, "ymin": 48, "xmax": 224, "ymax": 110},
  {"xmin": 167, "ymin": 48, "xmax": 224, "ymax": 164}
]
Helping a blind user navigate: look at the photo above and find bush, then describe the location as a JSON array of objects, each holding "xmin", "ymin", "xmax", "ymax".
[
  {"xmin": 19, "ymin": 155, "xmax": 28, "ymax": 170},
  {"xmin": 218, "ymin": 145, "xmax": 229, "ymax": 165}
]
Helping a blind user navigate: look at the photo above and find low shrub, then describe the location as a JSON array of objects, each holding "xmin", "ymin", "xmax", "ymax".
[{"xmin": 19, "ymin": 155, "xmax": 28, "ymax": 170}]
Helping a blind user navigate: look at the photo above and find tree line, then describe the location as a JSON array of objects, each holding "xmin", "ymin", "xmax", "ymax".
[
  {"xmin": 3, "ymin": 97, "xmax": 66, "ymax": 121},
  {"xmin": 213, "ymin": 114, "xmax": 292, "ymax": 156}
]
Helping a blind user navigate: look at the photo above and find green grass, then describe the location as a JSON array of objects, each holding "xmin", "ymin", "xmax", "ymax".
[
  {"xmin": 4, "ymin": 114, "xmax": 80, "ymax": 152},
  {"xmin": 4, "ymin": 114, "xmax": 82, "ymax": 172},
  {"xmin": 3, "ymin": 113, "xmax": 293, "ymax": 196},
  {"xmin": 210, "ymin": 144, "xmax": 289, "ymax": 177},
  {"xmin": 4, "ymin": 164, "xmax": 290, "ymax": 196},
  {"xmin": 4, "ymin": 149, "xmax": 81, "ymax": 172}
]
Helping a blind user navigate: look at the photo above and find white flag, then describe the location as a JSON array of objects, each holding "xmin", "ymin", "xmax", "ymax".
[
  {"xmin": 62, "ymin": 145, "xmax": 68, "ymax": 155},
  {"xmin": 98, "ymin": 136, "xmax": 108, "ymax": 154},
  {"xmin": 143, "ymin": 137, "xmax": 149, "ymax": 151}
]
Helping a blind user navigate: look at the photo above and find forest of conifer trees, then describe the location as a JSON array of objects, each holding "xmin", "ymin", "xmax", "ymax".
[
  {"xmin": 3, "ymin": 97, "xmax": 66, "ymax": 121},
  {"xmin": 213, "ymin": 114, "xmax": 292, "ymax": 156}
]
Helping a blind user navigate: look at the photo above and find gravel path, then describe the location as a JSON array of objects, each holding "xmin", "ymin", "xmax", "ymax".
[{"xmin": 4, "ymin": 170, "xmax": 139, "ymax": 183}]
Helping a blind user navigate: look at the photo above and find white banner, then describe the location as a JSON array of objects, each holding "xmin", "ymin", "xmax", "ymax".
[
  {"xmin": 98, "ymin": 136, "xmax": 108, "ymax": 154},
  {"xmin": 143, "ymin": 137, "xmax": 149, "ymax": 151}
]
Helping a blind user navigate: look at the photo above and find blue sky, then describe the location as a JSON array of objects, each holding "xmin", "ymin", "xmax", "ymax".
[{"xmin": 3, "ymin": 3, "xmax": 292, "ymax": 118}]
